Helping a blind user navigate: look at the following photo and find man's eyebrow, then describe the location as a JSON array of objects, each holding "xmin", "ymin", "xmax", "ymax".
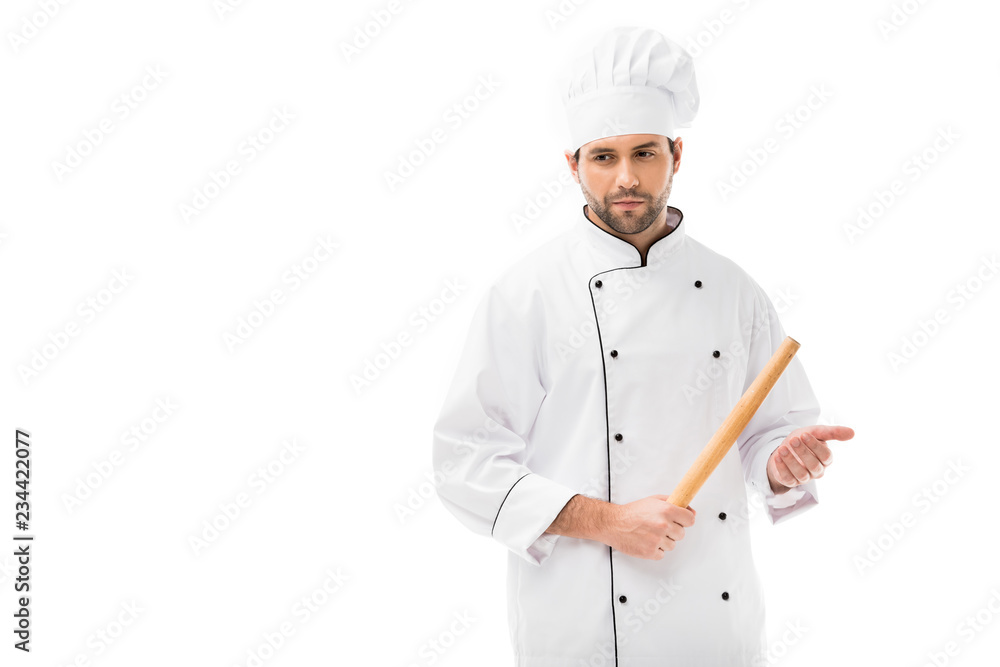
[{"xmin": 586, "ymin": 141, "xmax": 661, "ymax": 156}]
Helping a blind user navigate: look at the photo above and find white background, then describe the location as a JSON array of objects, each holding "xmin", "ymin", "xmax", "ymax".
[{"xmin": 2, "ymin": 0, "xmax": 999, "ymax": 665}]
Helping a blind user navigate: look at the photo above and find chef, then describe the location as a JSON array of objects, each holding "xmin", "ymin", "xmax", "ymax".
[{"xmin": 431, "ymin": 26, "xmax": 855, "ymax": 666}]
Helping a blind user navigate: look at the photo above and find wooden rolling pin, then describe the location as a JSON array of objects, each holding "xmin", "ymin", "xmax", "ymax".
[{"xmin": 668, "ymin": 336, "xmax": 800, "ymax": 507}]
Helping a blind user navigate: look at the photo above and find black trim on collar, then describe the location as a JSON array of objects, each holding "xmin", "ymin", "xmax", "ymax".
[{"xmin": 581, "ymin": 204, "xmax": 685, "ymax": 268}]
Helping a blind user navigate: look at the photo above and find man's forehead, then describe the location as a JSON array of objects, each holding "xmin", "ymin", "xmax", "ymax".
[{"xmin": 582, "ymin": 134, "xmax": 669, "ymax": 155}]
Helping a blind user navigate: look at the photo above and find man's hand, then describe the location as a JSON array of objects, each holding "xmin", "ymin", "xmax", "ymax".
[
  {"xmin": 767, "ymin": 425, "xmax": 855, "ymax": 494},
  {"xmin": 606, "ymin": 495, "xmax": 696, "ymax": 560},
  {"xmin": 546, "ymin": 494, "xmax": 696, "ymax": 561}
]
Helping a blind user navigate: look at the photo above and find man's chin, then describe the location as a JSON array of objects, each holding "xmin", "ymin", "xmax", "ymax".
[{"xmin": 610, "ymin": 217, "xmax": 653, "ymax": 235}]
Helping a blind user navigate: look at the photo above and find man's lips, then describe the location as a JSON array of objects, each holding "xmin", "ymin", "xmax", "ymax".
[{"xmin": 613, "ymin": 199, "xmax": 644, "ymax": 208}]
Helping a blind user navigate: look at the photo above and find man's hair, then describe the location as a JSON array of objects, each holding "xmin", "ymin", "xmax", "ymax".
[{"xmin": 573, "ymin": 137, "xmax": 675, "ymax": 165}]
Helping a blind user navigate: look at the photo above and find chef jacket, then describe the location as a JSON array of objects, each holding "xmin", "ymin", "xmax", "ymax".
[{"xmin": 431, "ymin": 204, "xmax": 822, "ymax": 666}]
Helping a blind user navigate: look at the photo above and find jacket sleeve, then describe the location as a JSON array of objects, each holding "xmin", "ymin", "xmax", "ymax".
[
  {"xmin": 736, "ymin": 280, "xmax": 822, "ymax": 525},
  {"xmin": 432, "ymin": 282, "xmax": 579, "ymax": 566}
]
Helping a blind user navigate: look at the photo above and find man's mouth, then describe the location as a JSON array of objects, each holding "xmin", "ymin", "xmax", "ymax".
[{"xmin": 613, "ymin": 199, "xmax": 644, "ymax": 209}]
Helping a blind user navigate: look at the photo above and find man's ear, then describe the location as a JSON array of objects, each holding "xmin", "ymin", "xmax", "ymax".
[{"xmin": 564, "ymin": 149, "xmax": 581, "ymax": 184}]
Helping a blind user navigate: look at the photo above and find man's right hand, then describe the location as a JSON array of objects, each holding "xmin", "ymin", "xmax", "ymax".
[
  {"xmin": 546, "ymin": 493, "xmax": 696, "ymax": 560},
  {"xmin": 602, "ymin": 495, "xmax": 696, "ymax": 560}
]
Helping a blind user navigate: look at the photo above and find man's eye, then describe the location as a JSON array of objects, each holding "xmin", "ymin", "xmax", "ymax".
[
  {"xmin": 637, "ymin": 151, "xmax": 654, "ymax": 158},
  {"xmin": 594, "ymin": 155, "xmax": 610, "ymax": 162}
]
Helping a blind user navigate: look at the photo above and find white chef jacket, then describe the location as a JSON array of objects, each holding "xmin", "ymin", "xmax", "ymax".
[{"xmin": 432, "ymin": 204, "xmax": 821, "ymax": 666}]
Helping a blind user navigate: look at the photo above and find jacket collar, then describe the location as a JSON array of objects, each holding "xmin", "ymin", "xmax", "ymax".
[{"xmin": 576, "ymin": 203, "xmax": 686, "ymax": 268}]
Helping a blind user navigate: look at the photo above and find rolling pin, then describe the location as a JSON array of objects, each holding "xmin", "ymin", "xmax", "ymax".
[{"xmin": 667, "ymin": 336, "xmax": 800, "ymax": 507}]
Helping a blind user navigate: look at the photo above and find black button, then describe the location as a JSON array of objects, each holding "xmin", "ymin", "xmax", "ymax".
[
  {"xmin": 610, "ymin": 350, "xmax": 618, "ymax": 358},
  {"xmin": 712, "ymin": 350, "xmax": 720, "ymax": 358},
  {"xmin": 694, "ymin": 280, "xmax": 702, "ymax": 288},
  {"xmin": 619, "ymin": 595, "xmax": 627, "ymax": 604},
  {"xmin": 721, "ymin": 592, "xmax": 729, "ymax": 600},
  {"xmin": 594, "ymin": 280, "xmax": 603, "ymax": 288},
  {"xmin": 718, "ymin": 512, "xmax": 727, "ymax": 520},
  {"xmin": 614, "ymin": 433, "xmax": 623, "ymax": 441}
]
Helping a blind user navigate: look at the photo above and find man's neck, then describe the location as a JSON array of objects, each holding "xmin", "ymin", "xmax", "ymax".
[{"xmin": 585, "ymin": 205, "xmax": 675, "ymax": 266}]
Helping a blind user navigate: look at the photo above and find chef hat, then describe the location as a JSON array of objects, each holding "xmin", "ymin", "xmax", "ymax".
[{"xmin": 563, "ymin": 26, "xmax": 699, "ymax": 152}]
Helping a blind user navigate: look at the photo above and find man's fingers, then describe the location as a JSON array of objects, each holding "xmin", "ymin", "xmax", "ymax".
[
  {"xmin": 778, "ymin": 446, "xmax": 810, "ymax": 484},
  {"xmin": 772, "ymin": 457, "xmax": 794, "ymax": 488},
  {"xmin": 775, "ymin": 457, "xmax": 804, "ymax": 488},
  {"xmin": 673, "ymin": 506, "xmax": 696, "ymax": 527},
  {"xmin": 803, "ymin": 425, "xmax": 855, "ymax": 442},
  {"xmin": 798, "ymin": 432, "xmax": 834, "ymax": 466},
  {"xmin": 796, "ymin": 434, "xmax": 831, "ymax": 472}
]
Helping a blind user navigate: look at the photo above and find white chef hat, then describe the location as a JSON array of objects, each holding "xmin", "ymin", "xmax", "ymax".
[{"xmin": 563, "ymin": 26, "xmax": 699, "ymax": 152}]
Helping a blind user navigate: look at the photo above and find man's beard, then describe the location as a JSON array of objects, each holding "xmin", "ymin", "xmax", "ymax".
[{"xmin": 583, "ymin": 175, "xmax": 672, "ymax": 235}]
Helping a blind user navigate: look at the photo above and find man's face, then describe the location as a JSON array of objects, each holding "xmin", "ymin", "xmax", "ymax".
[{"xmin": 566, "ymin": 133, "xmax": 681, "ymax": 235}]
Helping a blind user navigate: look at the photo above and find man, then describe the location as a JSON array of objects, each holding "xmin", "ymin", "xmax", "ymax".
[{"xmin": 431, "ymin": 26, "xmax": 854, "ymax": 666}]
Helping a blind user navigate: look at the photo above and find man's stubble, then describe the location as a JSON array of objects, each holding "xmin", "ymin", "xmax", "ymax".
[{"xmin": 580, "ymin": 166, "xmax": 674, "ymax": 235}]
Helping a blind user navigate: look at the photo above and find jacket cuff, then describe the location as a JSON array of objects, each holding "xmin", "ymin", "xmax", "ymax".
[
  {"xmin": 753, "ymin": 439, "xmax": 820, "ymax": 525},
  {"xmin": 492, "ymin": 473, "xmax": 579, "ymax": 566},
  {"xmin": 764, "ymin": 480, "xmax": 819, "ymax": 524}
]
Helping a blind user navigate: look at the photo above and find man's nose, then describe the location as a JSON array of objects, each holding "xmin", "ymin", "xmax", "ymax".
[{"xmin": 615, "ymin": 162, "xmax": 638, "ymax": 189}]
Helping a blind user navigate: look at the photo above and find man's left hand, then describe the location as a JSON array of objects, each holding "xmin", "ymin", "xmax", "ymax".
[{"xmin": 766, "ymin": 425, "xmax": 855, "ymax": 494}]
